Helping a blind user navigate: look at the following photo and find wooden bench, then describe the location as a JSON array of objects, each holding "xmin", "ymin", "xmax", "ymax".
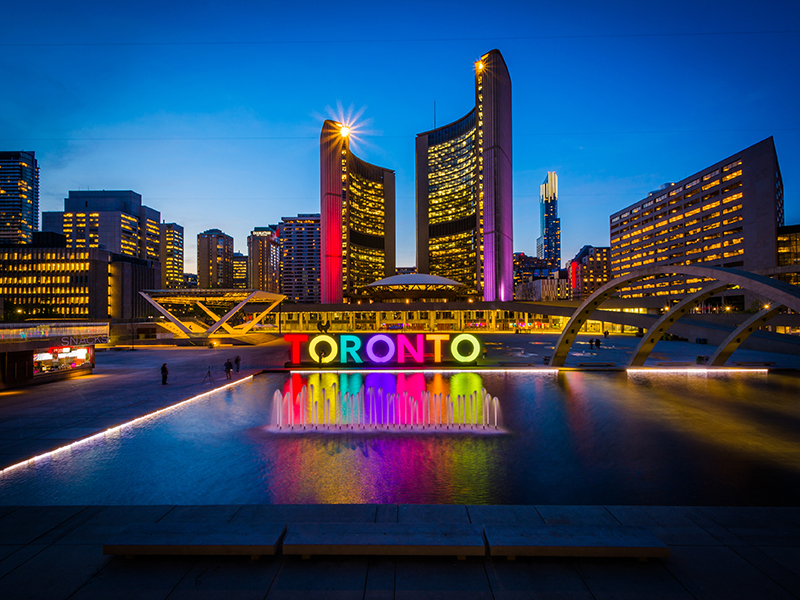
[
  {"xmin": 577, "ymin": 362, "xmax": 616, "ymax": 367},
  {"xmin": 483, "ymin": 525, "xmax": 669, "ymax": 560},
  {"xmin": 282, "ymin": 522, "xmax": 486, "ymax": 559},
  {"xmin": 103, "ymin": 522, "xmax": 286, "ymax": 558}
]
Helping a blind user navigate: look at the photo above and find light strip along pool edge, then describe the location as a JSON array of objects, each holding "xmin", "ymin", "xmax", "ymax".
[{"xmin": 0, "ymin": 375, "xmax": 254, "ymax": 477}]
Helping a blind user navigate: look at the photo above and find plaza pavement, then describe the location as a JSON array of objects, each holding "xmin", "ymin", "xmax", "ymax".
[{"xmin": 0, "ymin": 335, "xmax": 799, "ymax": 598}]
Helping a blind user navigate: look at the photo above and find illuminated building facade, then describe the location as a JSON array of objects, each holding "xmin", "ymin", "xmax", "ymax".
[
  {"xmin": 0, "ymin": 233, "xmax": 157, "ymax": 319},
  {"xmin": 248, "ymin": 226, "xmax": 281, "ymax": 293},
  {"xmin": 609, "ymin": 137, "xmax": 784, "ymax": 304},
  {"xmin": 279, "ymin": 213, "xmax": 320, "ymax": 303},
  {"xmin": 182, "ymin": 273, "xmax": 198, "ymax": 288},
  {"xmin": 777, "ymin": 224, "xmax": 800, "ymax": 287},
  {"xmin": 416, "ymin": 49, "xmax": 512, "ymax": 302},
  {"xmin": 321, "ymin": 120, "xmax": 396, "ymax": 303},
  {"xmin": 232, "ymin": 252, "xmax": 249, "ymax": 288},
  {"xmin": 197, "ymin": 229, "xmax": 234, "ymax": 288},
  {"xmin": 43, "ymin": 191, "xmax": 161, "ymax": 262},
  {"xmin": 159, "ymin": 222, "xmax": 184, "ymax": 289},
  {"xmin": 0, "ymin": 151, "xmax": 39, "ymax": 244},
  {"xmin": 567, "ymin": 245, "xmax": 610, "ymax": 300},
  {"xmin": 537, "ymin": 172, "xmax": 561, "ymax": 268},
  {"xmin": 513, "ymin": 252, "xmax": 557, "ymax": 291}
]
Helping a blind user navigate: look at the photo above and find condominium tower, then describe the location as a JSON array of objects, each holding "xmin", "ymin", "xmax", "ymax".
[
  {"xmin": 159, "ymin": 222, "xmax": 184, "ymax": 289},
  {"xmin": 0, "ymin": 151, "xmax": 39, "ymax": 244},
  {"xmin": 197, "ymin": 228, "xmax": 234, "ymax": 288},
  {"xmin": 609, "ymin": 137, "xmax": 783, "ymax": 304},
  {"xmin": 248, "ymin": 226, "xmax": 281, "ymax": 293},
  {"xmin": 320, "ymin": 120, "xmax": 396, "ymax": 303},
  {"xmin": 279, "ymin": 213, "xmax": 320, "ymax": 303},
  {"xmin": 416, "ymin": 49, "xmax": 513, "ymax": 301},
  {"xmin": 537, "ymin": 172, "xmax": 561, "ymax": 268}
]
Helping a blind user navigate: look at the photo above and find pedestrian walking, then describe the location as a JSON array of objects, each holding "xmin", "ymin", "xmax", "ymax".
[
  {"xmin": 234, "ymin": 355, "xmax": 241, "ymax": 373},
  {"xmin": 161, "ymin": 363, "xmax": 168, "ymax": 385},
  {"xmin": 603, "ymin": 330, "xmax": 609, "ymax": 339},
  {"xmin": 224, "ymin": 359, "xmax": 233, "ymax": 380},
  {"xmin": 595, "ymin": 338, "xmax": 602, "ymax": 349}
]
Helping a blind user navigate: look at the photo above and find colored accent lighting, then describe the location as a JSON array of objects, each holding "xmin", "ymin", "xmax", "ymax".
[{"xmin": 286, "ymin": 333, "xmax": 483, "ymax": 366}]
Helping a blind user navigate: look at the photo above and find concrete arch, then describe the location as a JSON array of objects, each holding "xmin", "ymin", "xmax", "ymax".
[
  {"xmin": 709, "ymin": 305, "xmax": 785, "ymax": 366},
  {"xmin": 549, "ymin": 265, "xmax": 800, "ymax": 368}
]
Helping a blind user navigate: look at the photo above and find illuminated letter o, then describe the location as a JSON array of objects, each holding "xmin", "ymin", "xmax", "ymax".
[
  {"xmin": 309, "ymin": 335, "xmax": 338, "ymax": 364},
  {"xmin": 365, "ymin": 334, "xmax": 396, "ymax": 364},
  {"xmin": 450, "ymin": 333, "xmax": 481, "ymax": 362}
]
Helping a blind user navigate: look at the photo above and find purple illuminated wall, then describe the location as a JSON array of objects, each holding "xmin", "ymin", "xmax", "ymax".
[{"xmin": 320, "ymin": 120, "xmax": 345, "ymax": 304}]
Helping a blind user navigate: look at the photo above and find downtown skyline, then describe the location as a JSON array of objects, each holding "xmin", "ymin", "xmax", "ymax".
[{"xmin": 2, "ymin": 0, "xmax": 799, "ymax": 274}]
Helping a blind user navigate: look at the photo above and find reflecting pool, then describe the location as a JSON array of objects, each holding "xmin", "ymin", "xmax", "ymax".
[{"xmin": 1, "ymin": 370, "xmax": 800, "ymax": 506}]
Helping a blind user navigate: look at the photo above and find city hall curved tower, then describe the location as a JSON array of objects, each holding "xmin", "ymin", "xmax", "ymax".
[
  {"xmin": 416, "ymin": 49, "xmax": 512, "ymax": 301},
  {"xmin": 321, "ymin": 120, "xmax": 396, "ymax": 303}
]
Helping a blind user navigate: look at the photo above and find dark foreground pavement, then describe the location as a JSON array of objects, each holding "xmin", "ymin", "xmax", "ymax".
[{"xmin": 0, "ymin": 503, "xmax": 799, "ymax": 599}]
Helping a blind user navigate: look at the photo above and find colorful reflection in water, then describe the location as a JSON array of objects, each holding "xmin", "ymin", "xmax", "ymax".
[{"xmin": 275, "ymin": 372, "xmax": 500, "ymax": 431}]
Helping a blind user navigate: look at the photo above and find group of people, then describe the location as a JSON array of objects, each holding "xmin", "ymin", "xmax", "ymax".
[
  {"xmin": 588, "ymin": 331, "xmax": 610, "ymax": 351},
  {"xmin": 160, "ymin": 354, "xmax": 242, "ymax": 385}
]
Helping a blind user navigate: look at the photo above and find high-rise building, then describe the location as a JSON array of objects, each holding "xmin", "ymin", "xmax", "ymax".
[
  {"xmin": 513, "ymin": 252, "xmax": 557, "ymax": 289},
  {"xmin": 182, "ymin": 273, "xmax": 198, "ymax": 288},
  {"xmin": 43, "ymin": 190, "xmax": 163, "ymax": 262},
  {"xmin": 197, "ymin": 229, "xmax": 234, "ymax": 288},
  {"xmin": 232, "ymin": 252, "xmax": 249, "ymax": 288},
  {"xmin": 248, "ymin": 226, "xmax": 281, "ymax": 293},
  {"xmin": 609, "ymin": 137, "xmax": 784, "ymax": 305},
  {"xmin": 279, "ymin": 213, "xmax": 320, "ymax": 304},
  {"xmin": 777, "ymin": 224, "xmax": 800, "ymax": 287},
  {"xmin": 159, "ymin": 222, "xmax": 184, "ymax": 289},
  {"xmin": 320, "ymin": 120, "xmax": 396, "ymax": 303},
  {"xmin": 537, "ymin": 172, "xmax": 561, "ymax": 268},
  {"xmin": 416, "ymin": 49, "xmax": 513, "ymax": 302},
  {"xmin": 0, "ymin": 151, "xmax": 39, "ymax": 244},
  {"xmin": 567, "ymin": 245, "xmax": 610, "ymax": 300}
]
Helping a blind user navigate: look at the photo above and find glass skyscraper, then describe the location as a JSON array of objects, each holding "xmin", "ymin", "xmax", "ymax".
[
  {"xmin": 416, "ymin": 49, "xmax": 513, "ymax": 301},
  {"xmin": 0, "ymin": 151, "xmax": 39, "ymax": 244},
  {"xmin": 537, "ymin": 171, "xmax": 561, "ymax": 268}
]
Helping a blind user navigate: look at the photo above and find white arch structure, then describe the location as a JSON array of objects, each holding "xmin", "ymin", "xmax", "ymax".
[{"xmin": 549, "ymin": 265, "xmax": 800, "ymax": 368}]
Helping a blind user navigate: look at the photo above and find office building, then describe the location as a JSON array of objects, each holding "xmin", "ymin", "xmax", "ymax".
[
  {"xmin": 182, "ymin": 273, "xmax": 198, "ymax": 288},
  {"xmin": 159, "ymin": 222, "xmax": 184, "ymax": 289},
  {"xmin": 279, "ymin": 213, "xmax": 320, "ymax": 304},
  {"xmin": 537, "ymin": 172, "xmax": 561, "ymax": 268},
  {"xmin": 513, "ymin": 252, "xmax": 557, "ymax": 290},
  {"xmin": 0, "ymin": 232, "xmax": 158, "ymax": 320},
  {"xmin": 609, "ymin": 137, "xmax": 784, "ymax": 305},
  {"xmin": 232, "ymin": 252, "xmax": 249, "ymax": 288},
  {"xmin": 567, "ymin": 245, "xmax": 610, "ymax": 300},
  {"xmin": 248, "ymin": 226, "xmax": 281, "ymax": 293},
  {"xmin": 777, "ymin": 224, "xmax": 800, "ymax": 287},
  {"xmin": 320, "ymin": 120, "xmax": 396, "ymax": 303},
  {"xmin": 43, "ymin": 191, "xmax": 160, "ymax": 261},
  {"xmin": 416, "ymin": 49, "xmax": 513, "ymax": 302},
  {"xmin": 515, "ymin": 277, "xmax": 570, "ymax": 302},
  {"xmin": 0, "ymin": 151, "xmax": 39, "ymax": 244},
  {"xmin": 197, "ymin": 229, "xmax": 234, "ymax": 288}
]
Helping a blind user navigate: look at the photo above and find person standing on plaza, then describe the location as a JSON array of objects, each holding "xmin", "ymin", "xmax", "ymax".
[
  {"xmin": 234, "ymin": 355, "xmax": 241, "ymax": 373},
  {"xmin": 224, "ymin": 359, "xmax": 233, "ymax": 380},
  {"xmin": 161, "ymin": 363, "xmax": 168, "ymax": 385}
]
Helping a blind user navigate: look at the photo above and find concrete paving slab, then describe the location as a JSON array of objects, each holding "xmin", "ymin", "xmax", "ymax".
[
  {"xmin": 0, "ymin": 505, "xmax": 87, "ymax": 544},
  {"xmin": 664, "ymin": 545, "xmax": 796, "ymax": 600},
  {"xmin": 0, "ymin": 506, "xmax": 19, "ymax": 519},
  {"xmin": 394, "ymin": 555, "xmax": 493, "ymax": 600},
  {"xmin": 375, "ymin": 504, "xmax": 398, "ymax": 523},
  {"xmin": 467, "ymin": 504, "xmax": 545, "ymax": 524},
  {"xmin": 0, "ymin": 544, "xmax": 22, "ymax": 562},
  {"xmin": 0, "ymin": 543, "xmax": 113, "ymax": 600},
  {"xmin": 758, "ymin": 546, "xmax": 800, "ymax": 578},
  {"xmin": 698, "ymin": 506, "xmax": 800, "ymax": 546},
  {"xmin": 0, "ymin": 542, "xmax": 47, "ymax": 579},
  {"xmin": 536, "ymin": 506, "xmax": 620, "ymax": 527},
  {"xmin": 364, "ymin": 557, "xmax": 395, "ymax": 600},
  {"xmin": 231, "ymin": 504, "xmax": 377, "ymax": 524},
  {"xmin": 55, "ymin": 505, "xmax": 174, "ymax": 545},
  {"xmin": 158, "ymin": 505, "xmax": 243, "ymax": 524},
  {"xmin": 682, "ymin": 507, "xmax": 747, "ymax": 546},
  {"xmin": 167, "ymin": 555, "xmax": 282, "ymax": 600},
  {"xmin": 605, "ymin": 505, "xmax": 722, "ymax": 546},
  {"xmin": 266, "ymin": 555, "xmax": 369, "ymax": 600},
  {"xmin": 484, "ymin": 556, "xmax": 593, "ymax": 600},
  {"xmin": 68, "ymin": 554, "xmax": 196, "ymax": 600},
  {"xmin": 398, "ymin": 504, "xmax": 470, "ymax": 523},
  {"xmin": 576, "ymin": 558, "xmax": 694, "ymax": 599},
  {"xmin": 728, "ymin": 544, "xmax": 800, "ymax": 598},
  {"xmin": 283, "ymin": 522, "xmax": 486, "ymax": 557},
  {"xmin": 772, "ymin": 507, "xmax": 800, "ymax": 526}
]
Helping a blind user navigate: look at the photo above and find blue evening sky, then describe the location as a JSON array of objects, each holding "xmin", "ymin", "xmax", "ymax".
[{"xmin": 2, "ymin": 0, "xmax": 799, "ymax": 273}]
